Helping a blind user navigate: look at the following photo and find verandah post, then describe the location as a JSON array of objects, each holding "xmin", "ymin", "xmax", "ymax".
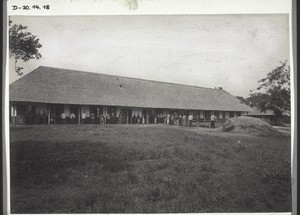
[
  {"xmin": 126, "ymin": 108, "xmax": 129, "ymax": 124},
  {"xmin": 11, "ymin": 104, "xmax": 17, "ymax": 126},
  {"xmin": 104, "ymin": 106, "xmax": 107, "ymax": 124},
  {"xmin": 47, "ymin": 105, "xmax": 50, "ymax": 125},
  {"xmin": 78, "ymin": 106, "xmax": 81, "ymax": 124}
]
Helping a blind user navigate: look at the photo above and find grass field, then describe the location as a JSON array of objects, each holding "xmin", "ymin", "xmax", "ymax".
[{"xmin": 10, "ymin": 124, "xmax": 291, "ymax": 213}]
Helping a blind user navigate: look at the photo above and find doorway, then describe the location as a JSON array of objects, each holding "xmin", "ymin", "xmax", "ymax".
[
  {"xmin": 120, "ymin": 108, "xmax": 128, "ymax": 124},
  {"xmin": 127, "ymin": 109, "xmax": 132, "ymax": 124}
]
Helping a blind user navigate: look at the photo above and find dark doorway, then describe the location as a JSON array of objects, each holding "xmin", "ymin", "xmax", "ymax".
[
  {"xmin": 107, "ymin": 106, "xmax": 118, "ymax": 124},
  {"xmin": 204, "ymin": 111, "xmax": 211, "ymax": 121},
  {"xmin": 25, "ymin": 105, "xmax": 36, "ymax": 125},
  {"xmin": 120, "ymin": 108, "xmax": 128, "ymax": 124},
  {"xmin": 128, "ymin": 109, "xmax": 132, "ymax": 124},
  {"xmin": 15, "ymin": 105, "xmax": 27, "ymax": 125},
  {"xmin": 50, "ymin": 104, "xmax": 64, "ymax": 124}
]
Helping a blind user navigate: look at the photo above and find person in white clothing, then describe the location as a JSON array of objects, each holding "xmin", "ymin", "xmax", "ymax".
[
  {"xmin": 188, "ymin": 114, "xmax": 193, "ymax": 126},
  {"xmin": 70, "ymin": 112, "xmax": 76, "ymax": 124},
  {"xmin": 61, "ymin": 112, "xmax": 66, "ymax": 124},
  {"xmin": 81, "ymin": 111, "xmax": 86, "ymax": 124},
  {"xmin": 210, "ymin": 115, "xmax": 217, "ymax": 128}
]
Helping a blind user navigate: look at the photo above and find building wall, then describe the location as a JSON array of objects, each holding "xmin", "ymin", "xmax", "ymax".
[
  {"xmin": 36, "ymin": 104, "xmax": 48, "ymax": 114},
  {"xmin": 162, "ymin": 109, "xmax": 169, "ymax": 115},
  {"xmin": 200, "ymin": 110, "xmax": 204, "ymax": 118},
  {"xmin": 219, "ymin": 111, "xmax": 223, "ymax": 119},
  {"xmin": 64, "ymin": 104, "xmax": 70, "ymax": 116},
  {"xmin": 225, "ymin": 112, "xmax": 229, "ymax": 118},
  {"xmin": 132, "ymin": 107, "xmax": 142, "ymax": 116},
  {"xmin": 116, "ymin": 107, "xmax": 122, "ymax": 116}
]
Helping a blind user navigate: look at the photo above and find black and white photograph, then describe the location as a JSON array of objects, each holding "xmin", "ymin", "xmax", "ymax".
[{"xmin": 5, "ymin": 0, "xmax": 294, "ymax": 214}]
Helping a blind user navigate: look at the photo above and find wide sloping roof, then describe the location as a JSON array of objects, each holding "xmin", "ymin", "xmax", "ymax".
[{"xmin": 10, "ymin": 66, "xmax": 252, "ymax": 111}]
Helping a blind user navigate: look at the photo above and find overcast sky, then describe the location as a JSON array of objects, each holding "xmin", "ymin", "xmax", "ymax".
[{"xmin": 9, "ymin": 15, "xmax": 289, "ymax": 97}]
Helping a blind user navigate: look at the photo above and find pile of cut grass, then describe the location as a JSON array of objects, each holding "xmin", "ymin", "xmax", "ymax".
[{"xmin": 224, "ymin": 116, "xmax": 285, "ymax": 137}]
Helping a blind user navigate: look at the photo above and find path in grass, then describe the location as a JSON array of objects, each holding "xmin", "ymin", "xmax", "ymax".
[{"xmin": 10, "ymin": 124, "xmax": 291, "ymax": 213}]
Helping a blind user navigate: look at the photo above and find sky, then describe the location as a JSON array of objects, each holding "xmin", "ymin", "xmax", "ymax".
[{"xmin": 9, "ymin": 15, "xmax": 289, "ymax": 97}]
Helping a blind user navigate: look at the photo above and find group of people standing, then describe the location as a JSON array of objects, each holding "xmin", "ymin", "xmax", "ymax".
[
  {"xmin": 130, "ymin": 112, "xmax": 217, "ymax": 128},
  {"xmin": 58, "ymin": 111, "xmax": 117, "ymax": 125},
  {"xmin": 30, "ymin": 110, "xmax": 218, "ymax": 128},
  {"xmin": 165, "ymin": 113, "xmax": 196, "ymax": 126},
  {"xmin": 59, "ymin": 111, "xmax": 90, "ymax": 124}
]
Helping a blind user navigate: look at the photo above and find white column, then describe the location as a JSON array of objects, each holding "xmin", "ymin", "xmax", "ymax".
[
  {"xmin": 225, "ymin": 112, "xmax": 229, "ymax": 118},
  {"xmin": 104, "ymin": 106, "xmax": 107, "ymax": 124},
  {"xmin": 127, "ymin": 108, "xmax": 129, "ymax": 124},
  {"xmin": 64, "ymin": 104, "xmax": 70, "ymax": 117},
  {"xmin": 200, "ymin": 110, "xmax": 204, "ymax": 118},
  {"xmin": 219, "ymin": 111, "xmax": 223, "ymax": 119},
  {"xmin": 78, "ymin": 106, "xmax": 81, "ymax": 124},
  {"xmin": 11, "ymin": 104, "xmax": 17, "ymax": 126}
]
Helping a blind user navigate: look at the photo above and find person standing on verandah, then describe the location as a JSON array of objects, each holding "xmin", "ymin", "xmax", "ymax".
[
  {"xmin": 188, "ymin": 114, "xmax": 193, "ymax": 126},
  {"xmin": 118, "ymin": 112, "xmax": 122, "ymax": 124},
  {"xmin": 210, "ymin": 114, "xmax": 217, "ymax": 128},
  {"xmin": 196, "ymin": 114, "xmax": 200, "ymax": 127},
  {"xmin": 61, "ymin": 112, "xmax": 66, "ymax": 124},
  {"xmin": 70, "ymin": 112, "xmax": 76, "ymax": 124},
  {"xmin": 81, "ymin": 111, "xmax": 86, "ymax": 124},
  {"xmin": 100, "ymin": 114, "xmax": 104, "ymax": 125},
  {"xmin": 182, "ymin": 114, "xmax": 186, "ymax": 126},
  {"xmin": 90, "ymin": 113, "xmax": 95, "ymax": 124},
  {"xmin": 42, "ymin": 110, "xmax": 47, "ymax": 124}
]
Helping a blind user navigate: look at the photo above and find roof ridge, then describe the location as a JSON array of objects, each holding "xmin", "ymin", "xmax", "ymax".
[{"xmin": 38, "ymin": 66, "xmax": 226, "ymax": 92}]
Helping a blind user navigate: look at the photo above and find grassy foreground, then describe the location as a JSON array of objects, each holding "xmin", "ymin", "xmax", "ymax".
[{"xmin": 10, "ymin": 124, "xmax": 291, "ymax": 213}]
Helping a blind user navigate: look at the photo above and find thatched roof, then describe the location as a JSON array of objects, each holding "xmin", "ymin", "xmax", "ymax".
[{"xmin": 10, "ymin": 66, "xmax": 252, "ymax": 111}]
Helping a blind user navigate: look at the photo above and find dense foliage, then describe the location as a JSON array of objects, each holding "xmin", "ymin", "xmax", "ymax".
[
  {"xmin": 9, "ymin": 19, "xmax": 42, "ymax": 75},
  {"xmin": 246, "ymin": 61, "xmax": 290, "ymax": 119}
]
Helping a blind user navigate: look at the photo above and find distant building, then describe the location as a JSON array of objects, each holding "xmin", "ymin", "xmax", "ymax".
[
  {"xmin": 9, "ymin": 66, "xmax": 252, "ymax": 125},
  {"xmin": 246, "ymin": 109, "xmax": 290, "ymax": 125}
]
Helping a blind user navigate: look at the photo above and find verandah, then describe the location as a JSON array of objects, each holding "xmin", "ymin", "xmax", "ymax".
[{"xmin": 10, "ymin": 102, "xmax": 243, "ymax": 127}]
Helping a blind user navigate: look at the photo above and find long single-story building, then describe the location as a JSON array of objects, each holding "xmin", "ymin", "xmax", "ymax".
[{"xmin": 9, "ymin": 66, "xmax": 252, "ymax": 125}]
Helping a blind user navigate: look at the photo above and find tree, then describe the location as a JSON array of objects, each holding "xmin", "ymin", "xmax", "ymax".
[
  {"xmin": 236, "ymin": 96, "xmax": 250, "ymax": 106},
  {"xmin": 9, "ymin": 19, "xmax": 42, "ymax": 75},
  {"xmin": 246, "ymin": 61, "xmax": 290, "ymax": 123}
]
